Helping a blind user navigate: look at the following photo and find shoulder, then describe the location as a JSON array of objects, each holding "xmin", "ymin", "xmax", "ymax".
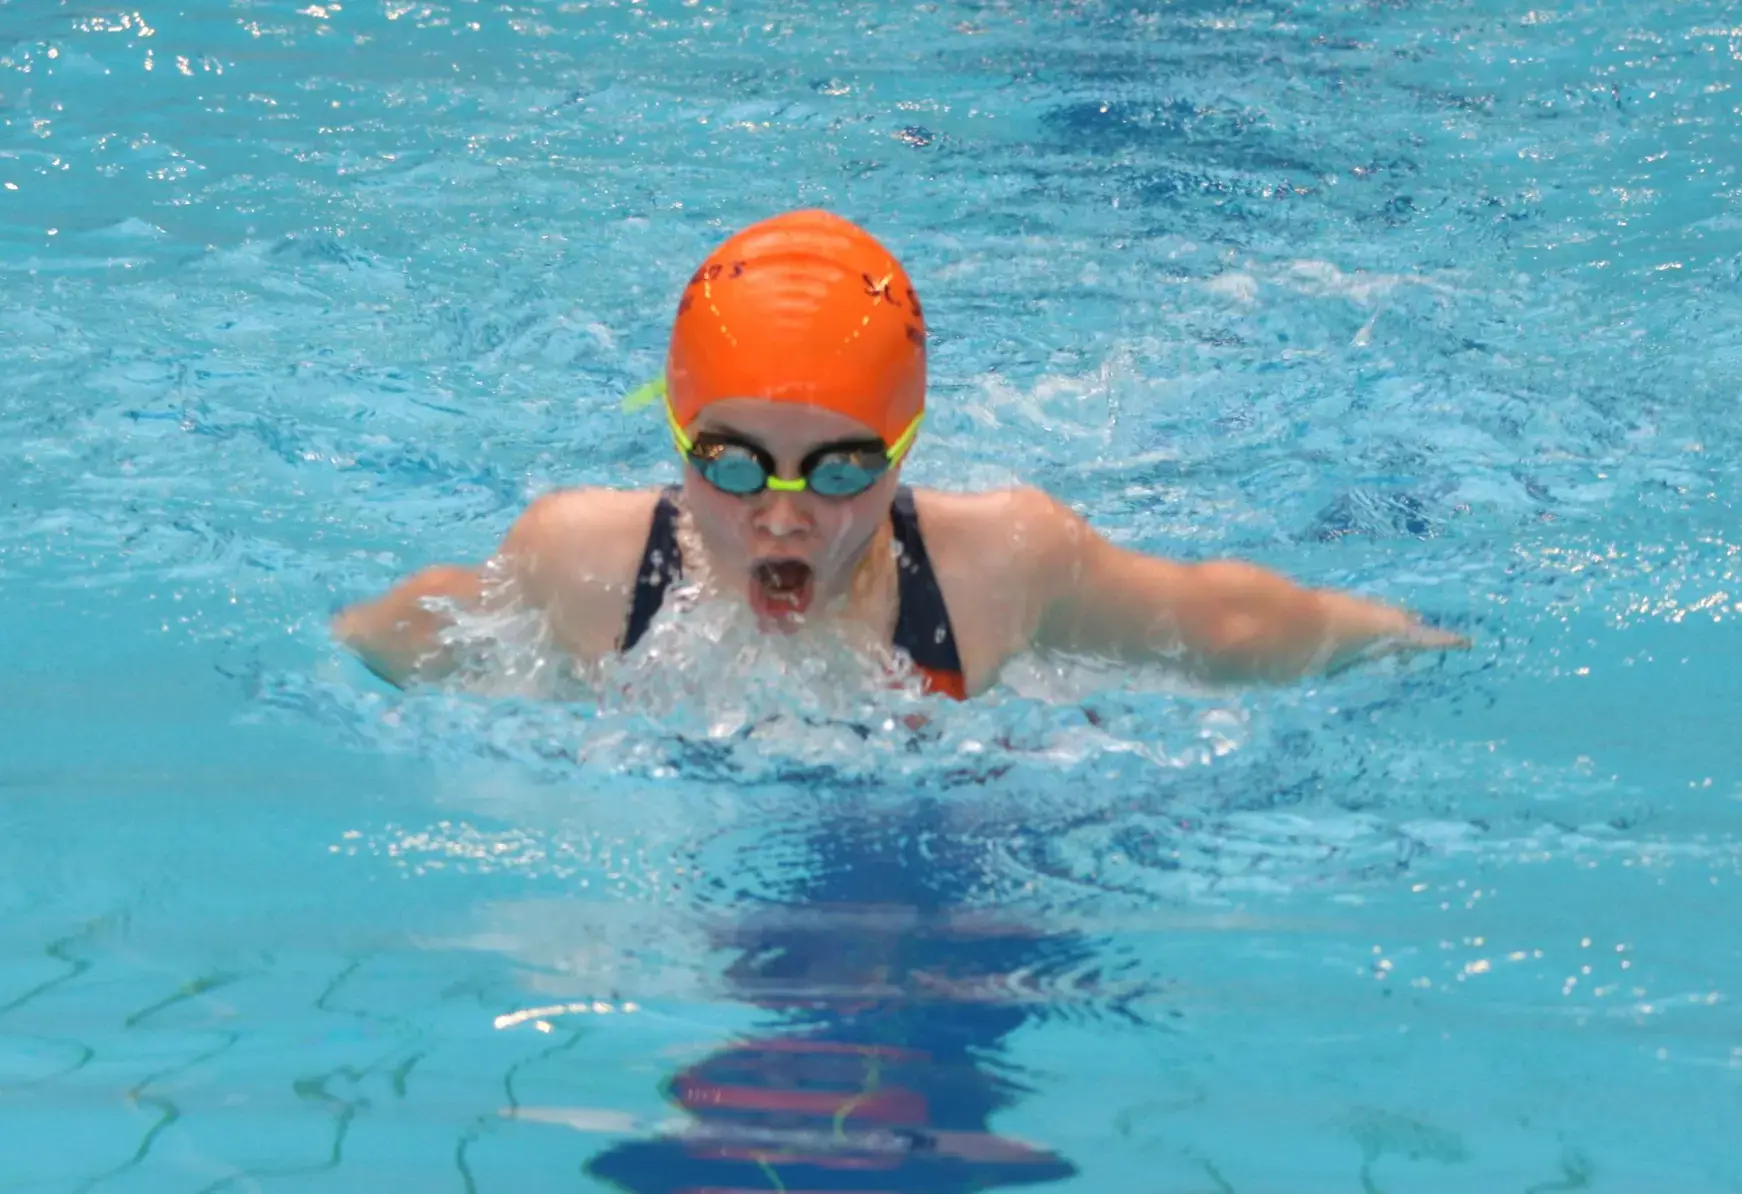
[
  {"xmin": 504, "ymin": 486, "xmax": 664, "ymax": 553},
  {"xmin": 902, "ymin": 487, "xmax": 1095, "ymax": 685},
  {"xmin": 908, "ymin": 485, "xmax": 1065, "ymax": 526},
  {"xmin": 908, "ymin": 486, "xmax": 1088, "ymax": 573},
  {"xmin": 498, "ymin": 486, "xmax": 665, "ymax": 617}
]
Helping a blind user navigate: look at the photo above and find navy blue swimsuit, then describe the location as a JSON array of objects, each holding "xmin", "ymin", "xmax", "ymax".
[{"xmin": 623, "ymin": 486, "xmax": 967, "ymax": 698}]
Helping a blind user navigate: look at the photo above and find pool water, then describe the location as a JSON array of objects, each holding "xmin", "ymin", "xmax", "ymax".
[{"xmin": 3, "ymin": 0, "xmax": 1740, "ymax": 1189}]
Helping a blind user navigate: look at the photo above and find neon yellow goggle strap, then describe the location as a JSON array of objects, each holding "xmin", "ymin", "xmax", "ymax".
[
  {"xmin": 664, "ymin": 392, "xmax": 695, "ymax": 454},
  {"xmin": 621, "ymin": 373, "xmax": 669, "ymax": 413},
  {"xmin": 627, "ymin": 371, "xmax": 922, "ymax": 467},
  {"xmin": 650, "ymin": 383, "xmax": 923, "ymax": 489},
  {"xmin": 883, "ymin": 411, "xmax": 922, "ymax": 465},
  {"xmin": 748, "ymin": 408, "xmax": 922, "ymax": 489}
]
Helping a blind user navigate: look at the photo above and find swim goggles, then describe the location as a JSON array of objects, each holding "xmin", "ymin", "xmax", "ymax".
[{"xmin": 636, "ymin": 377, "xmax": 921, "ymax": 499}]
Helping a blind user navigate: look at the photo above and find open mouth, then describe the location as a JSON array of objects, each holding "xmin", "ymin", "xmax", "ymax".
[{"xmin": 750, "ymin": 558, "xmax": 815, "ymax": 624}]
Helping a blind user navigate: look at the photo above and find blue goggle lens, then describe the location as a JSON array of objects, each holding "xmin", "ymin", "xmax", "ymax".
[
  {"xmin": 806, "ymin": 457, "xmax": 884, "ymax": 497},
  {"xmin": 697, "ymin": 449, "xmax": 771, "ymax": 495},
  {"xmin": 689, "ymin": 439, "xmax": 888, "ymax": 499}
]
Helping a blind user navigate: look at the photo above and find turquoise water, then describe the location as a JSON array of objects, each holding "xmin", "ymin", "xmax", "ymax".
[{"xmin": 3, "ymin": 0, "xmax": 1740, "ymax": 1189}]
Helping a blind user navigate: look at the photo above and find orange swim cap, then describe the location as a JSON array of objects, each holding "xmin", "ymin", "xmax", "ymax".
[{"xmin": 665, "ymin": 210, "xmax": 926, "ymax": 446}]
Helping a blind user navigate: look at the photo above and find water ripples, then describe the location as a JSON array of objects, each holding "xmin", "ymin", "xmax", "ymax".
[{"xmin": 6, "ymin": 0, "xmax": 1742, "ymax": 1186}]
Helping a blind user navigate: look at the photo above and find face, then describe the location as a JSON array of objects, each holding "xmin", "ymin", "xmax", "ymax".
[{"xmin": 679, "ymin": 398, "xmax": 902, "ymax": 629}]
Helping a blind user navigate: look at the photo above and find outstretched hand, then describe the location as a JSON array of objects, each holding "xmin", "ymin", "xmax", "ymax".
[
  {"xmin": 1322, "ymin": 618, "xmax": 1470, "ymax": 678},
  {"xmin": 1398, "ymin": 623, "xmax": 1472, "ymax": 652}
]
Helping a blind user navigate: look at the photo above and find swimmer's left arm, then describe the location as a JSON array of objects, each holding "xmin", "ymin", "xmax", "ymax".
[{"xmin": 1016, "ymin": 490, "xmax": 1466, "ymax": 683}]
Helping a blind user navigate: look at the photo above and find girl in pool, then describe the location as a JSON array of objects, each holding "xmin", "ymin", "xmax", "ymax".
[{"xmin": 334, "ymin": 209, "xmax": 1464, "ymax": 699}]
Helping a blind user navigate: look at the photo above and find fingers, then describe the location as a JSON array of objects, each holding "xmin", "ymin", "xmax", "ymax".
[{"xmin": 1401, "ymin": 623, "xmax": 1471, "ymax": 651}]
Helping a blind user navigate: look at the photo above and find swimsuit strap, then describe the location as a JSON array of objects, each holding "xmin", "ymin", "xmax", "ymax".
[
  {"xmin": 621, "ymin": 485, "xmax": 966, "ymax": 698},
  {"xmin": 890, "ymin": 486, "xmax": 966, "ymax": 697},
  {"xmin": 623, "ymin": 486, "xmax": 684, "ymax": 651}
]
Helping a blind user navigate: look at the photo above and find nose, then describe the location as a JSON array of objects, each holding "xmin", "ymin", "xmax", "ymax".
[{"xmin": 754, "ymin": 488, "xmax": 811, "ymax": 540}]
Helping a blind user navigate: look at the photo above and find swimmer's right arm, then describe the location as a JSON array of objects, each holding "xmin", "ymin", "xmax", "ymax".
[
  {"xmin": 330, "ymin": 564, "xmax": 491, "ymax": 687},
  {"xmin": 330, "ymin": 489, "xmax": 655, "ymax": 687},
  {"xmin": 330, "ymin": 495, "xmax": 568, "ymax": 688}
]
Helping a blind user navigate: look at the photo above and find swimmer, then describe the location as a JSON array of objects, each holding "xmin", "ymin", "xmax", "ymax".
[{"xmin": 333, "ymin": 209, "xmax": 1466, "ymax": 699}]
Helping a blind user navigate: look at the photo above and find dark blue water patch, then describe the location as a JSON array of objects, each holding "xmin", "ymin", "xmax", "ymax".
[
  {"xmin": 429, "ymin": 301, "xmax": 535, "ymax": 361},
  {"xmin": 1041, "ymin": 101, "xmax": 1328, "ymax": 195},
  {"xmin": 1130, "ymin": 162, "xmax": 1280, "ymax": 208},
  {"xmin": 1357, "ymin": 192, "xmax": 1425, "ymax": 229},
  {"xmin": 1450, "ymin": 191, "xmax": 1542, "ymax": 247},
  {"xmin": 1307, "ymin": 488, "xmax": 1438, "ymax": 542},
  {"xmin": 269, "ymin": 233, "xmax": 381, "ymax": 272},
  {"xmin": 243, "ymin": 414, "xmax": 520, "ymax": 503},
  {"xmin": 531, "ymin": 423, "xmax": 673, "ymax": 483},
  {"xmin": 585, "ymin": 804, "xmax": 1083, "ymax": 1193},
  {"xmin": 110, "ymin": 509, "xmax": 298, "ymax": 575},
  {"xmin": 1045, "ymin": 96, "xmax": 1283, "ymax": 155}
]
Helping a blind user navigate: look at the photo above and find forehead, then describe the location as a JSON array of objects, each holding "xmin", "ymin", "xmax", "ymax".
[{"xmin": 690, "ymin": 398, "xmax": 880, "ymax": 445}]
